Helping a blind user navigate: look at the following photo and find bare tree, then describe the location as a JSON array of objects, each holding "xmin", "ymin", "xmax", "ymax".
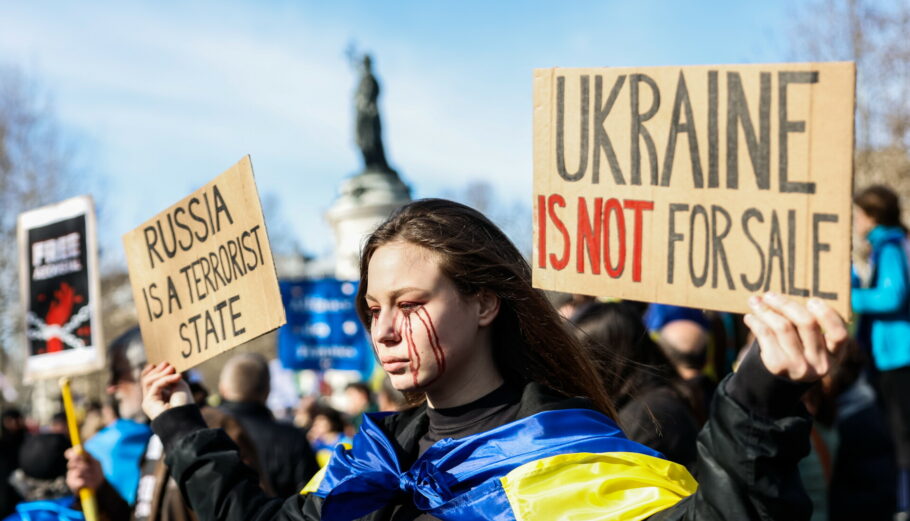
[
  {"xmin": 791, "ymin": 0, "xmax": 910, "ymax": 222},
  {"xmin": 443, "ymin": 180, "xmax": 533, "ymax": 258},
  {"xmin": 260, "ymin": 191, "xmax": 302, "ymax": 257},
  {"xmin": 0, "ymin": 65, "xmax": 78, "ymax": 390}
]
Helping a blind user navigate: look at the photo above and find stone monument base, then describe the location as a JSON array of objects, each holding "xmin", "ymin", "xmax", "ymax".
[{"xmin": 325, "ymin": 168, "xmax": 412, "ymax": 280}]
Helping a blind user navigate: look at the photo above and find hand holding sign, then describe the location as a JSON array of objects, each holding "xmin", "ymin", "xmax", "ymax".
[
  {"xmin": 65, "ymin": 448, "xmax": 104, "ymax": 493},
  {"xmin": 140, "ymin": 362, "xmax": 191, "ymax": 422},
  {"xmin": 744, "ymin": 292, "xmax": 848, "ymax": 383}
]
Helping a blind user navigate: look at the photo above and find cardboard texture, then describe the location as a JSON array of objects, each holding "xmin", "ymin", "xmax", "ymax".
[
  {"xmin": 18, "ymin": 195, "xmax": 105, "ymax": 381},
  {"xmin": 123, "ymin": 156, "xmax": 286, "ymax": 372},
  {"xmin": 533, "ymin": 62, "xmax": 855, "ymax": 318}
]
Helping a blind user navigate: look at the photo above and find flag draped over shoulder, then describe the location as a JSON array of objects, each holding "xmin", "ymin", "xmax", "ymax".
[{"xmin": 303, "ymin": 409, "xmax": 697, "ymax": 521}]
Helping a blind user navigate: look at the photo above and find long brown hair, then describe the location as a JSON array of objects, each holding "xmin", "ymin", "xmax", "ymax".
[
  {"xmin": 355, "ymin": 198, "xmax": 616, "ymax": 418},
  {"xmin": 573, "ymin": 301, "xmax": 702, "ymax": 423}
]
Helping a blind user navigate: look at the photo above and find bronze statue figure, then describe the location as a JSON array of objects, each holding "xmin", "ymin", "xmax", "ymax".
[{"xmin": 354, "ymin": 54, "xmax": 392, "ymax": 173}]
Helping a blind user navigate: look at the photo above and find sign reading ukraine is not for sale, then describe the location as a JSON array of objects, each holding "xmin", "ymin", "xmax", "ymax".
[
  {"xmin": 533, "ymin": 62, "xmax": 855, "ymax": 317},
  {"xmin": 123, "ymin": 156, "xmax": 286, "ymax": 372}
]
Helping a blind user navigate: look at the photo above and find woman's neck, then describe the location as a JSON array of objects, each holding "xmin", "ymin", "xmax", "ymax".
[{"xmin": 425, "ymin": 361, "xmax": 504, "ymax": 409}]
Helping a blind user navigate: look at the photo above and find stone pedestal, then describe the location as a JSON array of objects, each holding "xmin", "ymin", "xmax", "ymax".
[{"xmin": 325, "ymin": 168, "xmax": 411, "ymax": 281}]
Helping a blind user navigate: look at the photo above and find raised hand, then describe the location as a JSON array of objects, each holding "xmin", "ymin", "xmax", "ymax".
[
  {"xmin": 140, "ymin": 362, "xmax": 192, "ymax": 421},
  {"xmin": 744, "ymin": 292, "xmax": 848, "ymax": 383},
  {"xmin": 65, "ymin": 448, "xmax": 103, "ymax": 493}
]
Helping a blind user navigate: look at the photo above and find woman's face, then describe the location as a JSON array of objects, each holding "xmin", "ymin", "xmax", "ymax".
[
  {"xmin": 853, "ymin": 205, "xmax": 875, "ymax": 238},
  {"xmin": 364, "ymin": 241, "xmax": 496, "ymax": 394},
  {"xmin": 308, "ymin": 415, "xmax": 333, "ymax": 441}
]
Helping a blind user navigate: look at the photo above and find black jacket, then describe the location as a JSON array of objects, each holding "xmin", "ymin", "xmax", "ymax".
[
  {"xmin": 618, "ymin": 384, "xmax": 700, "ymax": 471},
  {"xmin": 219, "ymin": 401, "xmax": 319, "ymax": 498},
  {"xmin": 154, "ymin": 347, "xmax": 812, "ymax": 520}
]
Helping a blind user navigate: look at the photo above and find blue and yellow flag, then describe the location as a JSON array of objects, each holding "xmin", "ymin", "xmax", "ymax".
[{"xmin": 303, "ymin": 408, "xmax": 697, "ymax": 520}]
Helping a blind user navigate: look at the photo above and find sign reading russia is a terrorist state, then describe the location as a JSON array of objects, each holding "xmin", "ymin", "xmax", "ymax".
[
  {"xmin": 123, "ymin": 156, "xmax": 286, "ymax": 372},
  {"xmin": 533, "ymin": 62, "xmax": 855, "ymax": 317}
]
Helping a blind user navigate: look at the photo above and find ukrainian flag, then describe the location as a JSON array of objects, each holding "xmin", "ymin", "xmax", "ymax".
[{"xmin": 302, "ymin": 409, "xmax": 697, "ymax": 520}]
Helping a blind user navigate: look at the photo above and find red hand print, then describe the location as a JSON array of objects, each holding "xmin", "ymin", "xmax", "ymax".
[{"xmin": 45, "ymin": 282, "xmax": 76, "ymax": 352}]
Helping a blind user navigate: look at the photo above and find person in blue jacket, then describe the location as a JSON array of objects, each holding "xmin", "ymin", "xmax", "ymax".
[
  {"xmin": 852, "ymin": 184, "xmax": 910, "ymax": 518},
  {"xmin": 82, "ymin": 328, "xmax": 153, "ymax": 506},
  {"xmin": 4, "ymin": 433, "xmax": 83, "ymax": 521}
]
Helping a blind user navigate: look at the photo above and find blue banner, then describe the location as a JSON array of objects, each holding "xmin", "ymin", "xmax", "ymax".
[{"xmin": 277, "ymin": 279, "xmax": 374, "ymax": 377}]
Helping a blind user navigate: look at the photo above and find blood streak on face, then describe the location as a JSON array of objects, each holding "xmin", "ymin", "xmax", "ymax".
[
  {"xmin": 415, "ymin": 307, "xmax": 445, "ymax": 375},
  {"xmin": 399, "ymin": 311, "xmax": 419, "ymax": 387},
  {"xmin": 398, "ymin": 306, "xmax": 446, "ymax": 388}
]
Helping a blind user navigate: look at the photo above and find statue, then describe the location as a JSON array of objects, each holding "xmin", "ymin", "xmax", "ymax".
[
  {"xmin": 329, "ymin": 49, "xmax": 411, "ymax": 280},
  {"xmin": 353, "ymin": 54, "xmax": 394, "ymax": 173}
]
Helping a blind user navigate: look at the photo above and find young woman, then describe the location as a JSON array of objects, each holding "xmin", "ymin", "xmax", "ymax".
[
  {"xmin": 852, "ymin": 184, "xmax": 910, "ymax": 517},
  {"xmin": 141, "ymin": 199, "xmax": 847, "ymax": 521}
]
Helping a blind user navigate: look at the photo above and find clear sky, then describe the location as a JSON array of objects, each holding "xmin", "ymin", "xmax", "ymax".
[{"xmin": 1, "ymin": 1, "xmax": 798, "ymax": 263}]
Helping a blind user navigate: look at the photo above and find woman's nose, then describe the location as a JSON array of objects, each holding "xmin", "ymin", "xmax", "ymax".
[{"xmin": 374, "ymin": 310, "xmax": 402, "ymax": 345}]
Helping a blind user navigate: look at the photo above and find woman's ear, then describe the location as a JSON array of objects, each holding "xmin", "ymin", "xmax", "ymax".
[{"xmin": 476, "ymin": 290, "xmax": 500, "ymax": 327}]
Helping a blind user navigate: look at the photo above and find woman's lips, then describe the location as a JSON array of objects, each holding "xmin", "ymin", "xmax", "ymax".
[{"xmin": 381, "ymin": 358, "xmax": 410, "ymax": 373}]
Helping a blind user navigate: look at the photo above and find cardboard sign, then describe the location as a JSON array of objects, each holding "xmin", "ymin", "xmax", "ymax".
[
  {"xmin": 533, "ymin": 62, "xmax": 855, "ymax": 317},
  {"xmin": 123, "ymin": 156, "xmax": 286, "ymax": 372},
  {"xmin": 18, "ymin": 196, "xmax": 104, "ymax": 381}
]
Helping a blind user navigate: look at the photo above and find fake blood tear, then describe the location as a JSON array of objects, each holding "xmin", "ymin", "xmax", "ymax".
[
  {"xmin": 415, "ymin": 307, "xmax": 445, "ymax": 376},
  {"xmin": 399, "ymin": 307, "xmax": 446, "ymax": 388},
  {"xmin": 401, "ymin": 313, "xmax": 419, "ymax": 387}
]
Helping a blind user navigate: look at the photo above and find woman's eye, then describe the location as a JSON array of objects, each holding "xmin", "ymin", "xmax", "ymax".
[{"xmin": 399, "ymin": 302, "xmax": 420, "ymax": 311}]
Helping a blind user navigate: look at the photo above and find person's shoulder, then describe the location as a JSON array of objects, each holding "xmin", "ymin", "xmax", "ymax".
[
  {"xmin": 364, "ymin": 405, "xmax": 429, "ymax": 462},
  {"xmin": 877, "ymin": 238, "xmax": 908, "ymax": 262},
  {"xmin": 268, "ymin": 417, "xmax": 309, "ymax": 440},
  {"xmin": 871, "ymin": 227, "xmax": 908, "ymax": 251},
  {"xmin": 85, "ymin": 418, "xmax": 151, "ymax": 451},
  {"xmin": 515, "ymin": 382, "xmax": 597, "ymax": 418},
  {"xmin": 622, "ymin": 385, "xmax": 695, "ymax": 424},
  {"xmin": 200, "ymin": 405, "xmax": 231, "ymax": 426},
  {"xmin": 372, "ymin": 404, "xmax": 427, "ymax": 436},
  {"xmin": 628, "ymin": 385, "xmax": 680, "ymax": 407},
  {"xmin": 250, "ymin": 419, "xmax": 313, "ymax": 459}
]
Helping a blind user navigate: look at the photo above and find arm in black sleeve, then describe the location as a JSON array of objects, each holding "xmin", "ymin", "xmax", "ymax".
[
  {"xmin": 647, "ymin": 344, "xmax": 813, "ymax": 521},
  {"xmin": 153, "ymin": 404, "xmax": 323, "ymax": 521}
]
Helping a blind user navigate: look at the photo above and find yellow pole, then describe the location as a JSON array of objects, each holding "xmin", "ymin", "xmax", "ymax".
[{"xmin": 59, "ymin": 377, "xmax": 99, "ymax": 521}]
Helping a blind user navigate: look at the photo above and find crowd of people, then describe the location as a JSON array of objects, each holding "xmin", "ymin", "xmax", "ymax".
[
  {"xmin": 0, "ymin": 330, "xmax": 405, "ymax": 521},
  {"xmin": 0, "ymin": 184, "xmax": 906, "ymax": 520}
]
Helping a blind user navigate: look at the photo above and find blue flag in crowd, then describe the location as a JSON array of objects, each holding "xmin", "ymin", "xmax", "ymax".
[{"xmin": 278, "ymin": 279, "xmax": 374, "ymax": 379}]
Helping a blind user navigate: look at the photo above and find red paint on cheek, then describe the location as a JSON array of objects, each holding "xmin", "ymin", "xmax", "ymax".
[
  {"xmin": 400, "ymin": 311, "xmax": 421, "ymax": 388},
  {"xmin": 397, "ymin": 307, "xmax": 447, "ymax": 388},
  {"xmin": 415, "ymin": 307, "xmax": 446, "ymax": 377}
]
